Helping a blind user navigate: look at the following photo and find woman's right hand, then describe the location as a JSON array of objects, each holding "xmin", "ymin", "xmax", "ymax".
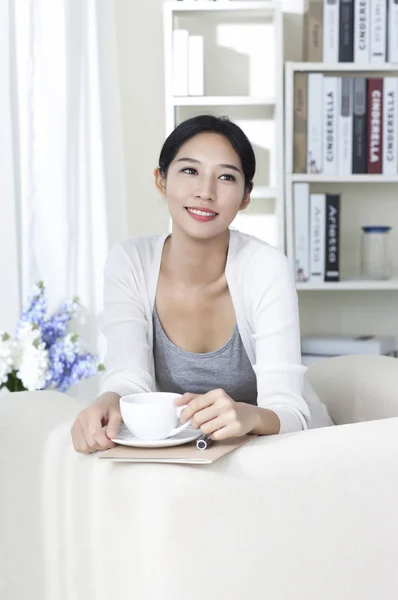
[{"xmin": 71, "ymin": 391, "xmax": 122, "ymax": 454}]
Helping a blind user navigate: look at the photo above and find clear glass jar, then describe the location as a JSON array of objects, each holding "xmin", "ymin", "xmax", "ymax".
[{"xmin": 361, "ymin": 226, "xmax": 392, "ymax": 280}]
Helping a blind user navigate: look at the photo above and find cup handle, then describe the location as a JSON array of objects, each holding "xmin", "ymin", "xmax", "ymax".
[{"xmin": 167, "ymin": 406, "xmax": 191, "ymax": 438}]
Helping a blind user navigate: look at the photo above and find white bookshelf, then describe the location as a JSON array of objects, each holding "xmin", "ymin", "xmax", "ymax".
[
  {"xmin": 292, "ymin": 175, "xmax": 398, "ymax": 183},
  {"xmin": 163, "ymin": 1, "xmax": 285, "ymax": 250},
  {"xmin": 172, "ymin": 96, "xmax": 276, "ymax": 107},
  {"xmin": 285, "ymin": 61, "xmax": 398, "ymax": 293}
]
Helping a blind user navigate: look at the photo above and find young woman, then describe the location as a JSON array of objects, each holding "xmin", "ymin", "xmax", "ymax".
[{"xmin": 71, "ymin": 115, "xmax": 333, "ymax": 454}]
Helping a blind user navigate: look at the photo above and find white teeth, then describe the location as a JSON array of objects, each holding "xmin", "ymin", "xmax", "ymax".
[{"xmin": 187, "ymin": 208, "xmax": 217, "ymax": 217}]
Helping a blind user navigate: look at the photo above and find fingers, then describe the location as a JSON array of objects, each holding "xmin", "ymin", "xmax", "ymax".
[
  {"xmin": 174, "ymin": 392, "xmax": 196, "ymax": 407},
  {"xmin": 190, "ymin": 404, "xmax": 220, "ymax": 429},
  {"xmin": 105, "ymin": 407, "xmax": 122, "ymax": 440},
  {"xmin": 71, "ymin": 404, "xmax": 120, "ymax": 454},
  {"xmin": 180, "ymin": 389, "xmax": 231, "ymax": 424},
  {"xmin": 210, "ymin": 425, "xmax": 237, "ymax": 441}
]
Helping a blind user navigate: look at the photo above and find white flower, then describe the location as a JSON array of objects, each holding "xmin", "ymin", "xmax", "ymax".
[
  {"xmin": 16, "ymin": 343, "xmax": 49, "ymax": 391},
  {"xmin": 16, "ymin": 321, "xmax": 42, "ymax": 344},
  {"xmin": 13, "ymin": 322, "xmax": 49, "ymax": 391},
  {"xmin": 63, "ymin": 333, "xmax": 79, "ymax": 362},
  {"xmin": 0, "ymin": 333, "xmax": 16, "ymax": 385}
]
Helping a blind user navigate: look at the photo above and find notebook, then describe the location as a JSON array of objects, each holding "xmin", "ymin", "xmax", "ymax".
[{"xmin": 99, "ymin": 435, "xmax": 256, "ymax": 464}]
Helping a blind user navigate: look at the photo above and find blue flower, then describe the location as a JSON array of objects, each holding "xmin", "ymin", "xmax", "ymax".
[
  {"xmin": 41, "ymin": 298, "xmax": 79, "ymax": 347},
  {"xmin": 16, "ymin": 281, "xmax": 48, "ymax": 337},
  {"xmin": 43, "ymin": 333, "xmax": 103, "ymax": 392}
]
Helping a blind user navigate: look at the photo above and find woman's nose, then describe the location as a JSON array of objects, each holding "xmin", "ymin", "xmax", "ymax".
[{"xmin": 195, "ymin": 176, "xmax": 216, "ymax": 200}]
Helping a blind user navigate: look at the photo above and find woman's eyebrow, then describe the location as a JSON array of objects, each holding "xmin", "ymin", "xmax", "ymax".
[{"xmin": 175, "ymin": 157, "xmax": 242, "ymax": 174}]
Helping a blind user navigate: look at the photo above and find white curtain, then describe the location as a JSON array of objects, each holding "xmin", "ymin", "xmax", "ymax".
[{"xmin": 7, "ymin": 0, "xmax": 127, "ymax": 400}]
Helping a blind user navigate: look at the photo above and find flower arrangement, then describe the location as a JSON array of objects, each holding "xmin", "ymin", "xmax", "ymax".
[{"xmin": 0, "ymin": 281, "xmax": 104, "ymax": 393}]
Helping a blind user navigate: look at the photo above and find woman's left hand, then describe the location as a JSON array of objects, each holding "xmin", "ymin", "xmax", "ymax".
[{"xmin": 175, "ymin": 389, "xmax": 257, "ymax": 440}]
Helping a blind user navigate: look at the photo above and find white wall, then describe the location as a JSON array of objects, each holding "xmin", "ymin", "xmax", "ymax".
[{"xmin": 114, "ymin": 0, "xmax": 170, "ymax": 236}]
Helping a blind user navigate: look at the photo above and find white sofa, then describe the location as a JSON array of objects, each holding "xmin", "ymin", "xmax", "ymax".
[{"xmin": 1, "ymin": 354, "xmax": 398, "ymax": 600}]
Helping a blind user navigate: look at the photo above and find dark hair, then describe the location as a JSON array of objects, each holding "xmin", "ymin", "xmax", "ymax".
[{"xmin": 158, "ymin": 115, "xmax": 255, "ymax": 192}]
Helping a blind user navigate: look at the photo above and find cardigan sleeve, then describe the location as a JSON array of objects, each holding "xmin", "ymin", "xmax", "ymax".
[
  {"xmin": 250, "ymin": 249, "xmax": 311, "ymax": 433},
  {"xmin": 98, "ymin": 242, "xmax": 156, "ymax": 397}
]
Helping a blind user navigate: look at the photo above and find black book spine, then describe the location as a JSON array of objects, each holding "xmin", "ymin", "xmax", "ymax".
[
  {"xmin": 339, "ymin": 0, "xmax": 354, "ymax": 61},
  {"xmin": 325, "ymin": 194, "xmax": 340, "ymax": 282},
  {"xmin": 352, "ymin": 78, "xmax": 367, "ymax": 174}
]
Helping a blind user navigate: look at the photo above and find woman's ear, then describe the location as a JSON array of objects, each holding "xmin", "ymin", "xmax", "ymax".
[
  {"xmin": 154, "ymin": 167, "xmax": 166, "ymax": 196},
  {"xmin": 239, "ymin": 188, "xmax": 251, "ymax": 212}
]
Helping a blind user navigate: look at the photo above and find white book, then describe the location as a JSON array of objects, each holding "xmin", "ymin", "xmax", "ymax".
[
  {"xmin": 309, "ymin": 193, "xmax": 326, "ymax": 282},
  {"xmin": 293, "ymin": 183, "xmax": 310, "ymax": 282},
  {"xmin": 323, "ymin": 77, "xmax": 340, "ymax": 175},
  {"xmin": 382, "ymin": 77, "xmax": 398, "ymax": 174},
  {"xmin": 323, "ymin": 0, "xmax": 340, "ymax": 63},
  {"xmin": 388, "ymin": 0, "xmax": 398, "ymax": 63},
  {"xmin": 354, "ymin": 0, "xmax": 370, "ymax": 63},
  {"xmin": 370, "ymin": 0, "xmax": 387, "ymax": 62},
  {"xmin": 338, "ymin": 77, "xmax": 354, "ymax": 175},
  {"xmin": 301, "ymin": 334, "xmax": 397, "ymax": 356},
  {"xmin": 307, "ymin": 73, "xmax": 324, "ymax": 174},
  {"xmin": 173, "ymin": 29, "xmax": 189, "ymax": 96},
  {"xmin": 188, "ymin": 36, "xmax": 204, "ymax": 96}
]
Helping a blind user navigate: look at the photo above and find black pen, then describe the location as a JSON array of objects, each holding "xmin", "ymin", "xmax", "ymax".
[{"xmin": 196, "ymin": 434, "xmax": 213, "ymax": 450}]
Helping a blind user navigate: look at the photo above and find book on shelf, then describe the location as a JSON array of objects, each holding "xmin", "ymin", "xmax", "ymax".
[
  {"xmin": 325, "ymin": 194, "xmax": 340, "ymax": 281},
  {"xmin": 367, "ymin": 78, "xmax": 383, "ymax": 174},
  {"xmin": 173, "ymin": 29, "xmax": 204, "ymax": 97},
  {"xmin": 352, "ymin": 77, "xmax": 367, "ymax": 173},
  {"xmin": 304, "ymin": 0, "xmax": 398, "ymax": 63},
  {"xmin": 301, "ymin": 334, "xmax": 397, "ymax": 356},
  {"xmin": 293, "ymin": 73, "xmax": 308, "ymax": 173},
  {"xmin": 323, "ymin": 76, "xmax": 340, "ymax": 175},
  {"xmin": 173, "ymin": 29, "xmax": 189, "ymax": 96},
  {"xmin": 339, "ymin": 77, "xmax": 354, "ymax": 174},
  {"xmin": 293, "ymin": 74, "xmax": 398, "ymax": 175},
  {"xmin": 293, "ymin": 183, "xmax": 310, "ymax": 282},
  {"xmin": 370, "ymin": 0, "xmax": 387, "ymax": 63},
  {"xmin": 188, "ymin": 35, "xmax": 204, "ymax": 96},
  {"xmin": 293, "ymin": 184, "xmax": 340, "ymax": 283},
  {"xmin": 388, "ymin": 0, "xmax": 398, "ymax": 64},
  {"xmin": 323, "ymin": 0, "xmax": 340, "ymax": 63},
  {"xmin": 307, "ymin": 73, "xmax": 323, "ymax": 173},
  {"xmin": 310, "ymin": 193, "xmax": 326, "ymax": 281},
  {"xmin": 304, "ymin": 0, "xmax": 323, "ymax": 62},
  {"xmin": 354, "ymin": 0, "xmax": 370, "ymax": 64},
  {"xmin": 339, "ymin": 0, "xmax": 354, "ymax": 62},
  {"xmin": 383, "ymin": 77, "xmax": 398, "ymax": 174}
]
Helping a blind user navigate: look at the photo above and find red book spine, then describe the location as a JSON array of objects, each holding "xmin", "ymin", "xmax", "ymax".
[{"xmin": 367, "ymin": 78, "xmax": 383, "ymax": 174}]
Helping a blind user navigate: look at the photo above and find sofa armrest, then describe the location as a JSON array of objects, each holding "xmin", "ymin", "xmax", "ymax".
[
  {"xmin": 307, "ymin": 354, "xmax": 398, "ymax": 425},
  {"xmin": 1, "ymin": 390, "xmax": 398, "ymax": 600},
  {"xmin": 0, "ymin": 390, "xmax": 81, "ymax": 599}
]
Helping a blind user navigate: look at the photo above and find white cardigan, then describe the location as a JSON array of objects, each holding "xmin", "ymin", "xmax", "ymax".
[{"xmin": 99, "ymin": 229, "xmax": 313, "ymax": 434}]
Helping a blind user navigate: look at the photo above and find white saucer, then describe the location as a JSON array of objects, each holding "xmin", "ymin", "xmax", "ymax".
[{"xmin": 111, "ymin": 424, "xmax": 202, "ymax": 448}]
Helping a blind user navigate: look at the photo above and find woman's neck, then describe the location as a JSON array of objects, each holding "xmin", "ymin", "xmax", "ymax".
[{"xmin": 162, "ymin": 227, "xmax": 230, "ymax": 288}]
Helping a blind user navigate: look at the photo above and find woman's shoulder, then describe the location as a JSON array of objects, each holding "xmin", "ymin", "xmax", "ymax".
[
  {"xmin": 111, "ymin": 232, "xmax": 168, "ymax": 264},
  {"xmin": 229, "ymin": 230, "xmax": 296, "ymax": 302},
  {"xmin": 230, "ymin": 229, "xmax": 289, "ymax": 272}
]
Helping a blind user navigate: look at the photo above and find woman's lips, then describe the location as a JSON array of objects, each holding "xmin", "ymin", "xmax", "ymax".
[{"xmin": 185, "ymin": 207, "xmax": 218, "ymax": 222}]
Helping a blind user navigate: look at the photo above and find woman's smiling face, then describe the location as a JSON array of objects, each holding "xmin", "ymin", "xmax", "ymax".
[{"xmin": 155, "ymin": 132, "xmax": 251, "ymax": 240}]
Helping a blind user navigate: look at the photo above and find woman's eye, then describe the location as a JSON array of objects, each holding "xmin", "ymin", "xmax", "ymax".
[
  {"xmin": 220, "ymin": 173, "xmax": 236, "ymax": 182},
  {"xmin": 182, "ymin": 167, "xmax": 197, "ymax": 175}
]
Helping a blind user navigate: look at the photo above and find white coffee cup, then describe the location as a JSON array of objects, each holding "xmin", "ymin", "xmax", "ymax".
[{"xmin": 119, "ymin": 392, "xmax": 191, "ymax": 441}]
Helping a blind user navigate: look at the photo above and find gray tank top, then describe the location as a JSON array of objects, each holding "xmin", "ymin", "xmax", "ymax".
[{"xmin": 153, "ymin": 307, "xmax": 258, "ymax": 405}]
